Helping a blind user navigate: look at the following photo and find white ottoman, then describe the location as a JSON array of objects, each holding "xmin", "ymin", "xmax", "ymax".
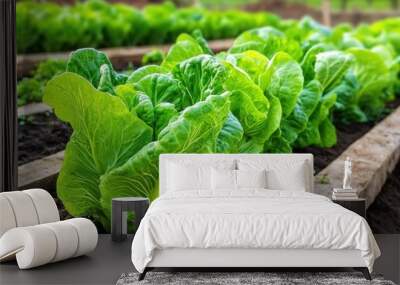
[{"xmin": 0, "ymin": 189, "xmax": 98, "ymax": 269}]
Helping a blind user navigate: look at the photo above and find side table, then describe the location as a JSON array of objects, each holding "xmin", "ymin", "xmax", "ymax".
[
  {"xmin": 333, "ymin": 198, "xmax": 366, "ymax": 219},
  {"xmin": 112, "ymin": 197, "xmax": 149, "ymax": 242}
]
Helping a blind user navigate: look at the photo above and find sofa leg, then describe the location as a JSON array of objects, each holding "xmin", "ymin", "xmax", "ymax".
[
  {"xmin": 354, "ymin": 267, "xmax": 371, "ymax": 280},
  {"xmin": 138, "ymin": 267, "xmax": 148, "ymax": 281}
]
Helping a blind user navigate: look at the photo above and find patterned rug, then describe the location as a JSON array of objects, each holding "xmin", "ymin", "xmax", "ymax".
[{"xmin": 117, "ymin": 271, "xmax": 396, "ymax": 285}]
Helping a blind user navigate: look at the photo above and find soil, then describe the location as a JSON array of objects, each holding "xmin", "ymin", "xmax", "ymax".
[
  {"xmin": 18, "ymin": 112, "xmax": 71, "ymax": 165},
  {"xmin": 367, "ymin": 162, "xmax": 400, "ymax": 234},
  {"xmin": 296, "ymin": 96, "xmax": 400, "ymax": 173},
  {"xmin": 295, "ymin": 122, "xmax": 376, "ymax": 174}
]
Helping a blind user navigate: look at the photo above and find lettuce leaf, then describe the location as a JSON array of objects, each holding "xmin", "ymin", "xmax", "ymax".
[
  {"xmin": 225, "ymin": 50, "xmax": 269, "ymax": 83},
  {"xmin": 230, "ymin": 27, "xmax": 302, "ymax": 61},
  {"xmin": 173, "ymin": 55, "xmax": 228, "ymax": 106},
  {"xmin": 162, "ymin": 33, "xmax": 204, "ymax": 70},
  {"xmin": 262, "ymin": 52, "xmax": 304, "ymax": 118},
  {"xmin": 314, "ymin": 51, "xmax": 353, "ymax": 93},
  {"xmin": 43, "ymin": 72, "xmax": 152, "ymax": 228},
  {"xmin": 223, "ymin": 62, "xmax": 270, "ymax": 152},
  {"xmin": 296, "ymin": 91, "xmax": 337, "ymax": 148},
  {"xmin": 265, "ymin": 80, "xmax": 321, "ymax": 152},
  {"xmin": 348, "ymin": 48, "xmax": 394, "ymax": 120},
  {"xmin": 126, "ymin": 65, "xmax": 168, "ymax": 84},
  {"xmin": 67, "ymin": 48, "xmax": 127, "ymax": 89},
  {"xmin": 216, "ymin": 112, "xmax": 244, "ymax": 153},
  {"xmin": 99, "ymin": 94, "xmax": 230, "ymax": 224},
  {"xmin": 134, "ymin": 73, "xmax": 186, "ymax": 109}
]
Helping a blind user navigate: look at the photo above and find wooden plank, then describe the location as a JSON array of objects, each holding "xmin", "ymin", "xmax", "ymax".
[
  {"xmin": 321, "ymin": 0, "xmax": 332, "ymax": 27},
  {"xmin": 18, "ymin": 151, "xmax": 64, "ymax": 191},
  {"xmin": 18, "ymin": 103, "xmax": 52, "ymax": 117},
  {"xmin": 17, "ymin": 39, "xmax": 234, "ymax": 78},
  {"xmin": 314, "ymin": 105, "xmax": 400, "ymax": 207}
]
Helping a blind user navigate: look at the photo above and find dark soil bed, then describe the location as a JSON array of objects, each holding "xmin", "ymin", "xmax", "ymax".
[
  {"xmin": 18, "ymin": 112, "xmax": 71, "ymax": 165},
  {"xmin": 294, "ymin": 122, "xmax": 376, "ymax": 173},
  {"xmin": 367, "ymin": 162, "xmax": 400, "ymax": 234},
  {"xmin": 296, "ymin": 96, "xmax": 400, "ymax": 173}
]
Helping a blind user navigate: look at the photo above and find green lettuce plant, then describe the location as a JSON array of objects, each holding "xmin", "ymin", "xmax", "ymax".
[
  {"xmin": 16, "ymin": 0, "xmax": 279, "ymax": 54},
  {"xmin": 44, "ymin": 16, "xmax": 400, "ymax": 231}
]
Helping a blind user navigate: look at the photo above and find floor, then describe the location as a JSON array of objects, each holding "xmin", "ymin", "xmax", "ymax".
[
  {"xmin": 0, "ymin": 234, "xmax": 399, "ymax": 285},
  {"xmin": 0, "ymin": 235, "xmax": 135, "ymax": 285}
]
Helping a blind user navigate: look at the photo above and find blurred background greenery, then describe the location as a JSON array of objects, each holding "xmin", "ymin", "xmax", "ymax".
[
  {"xmin": 16, "ymin": 0, "xmax": 400, "ymax": 106},
  {"xmin": 160, "ymin": 0, "xmax": 398, "ymax": 11}
]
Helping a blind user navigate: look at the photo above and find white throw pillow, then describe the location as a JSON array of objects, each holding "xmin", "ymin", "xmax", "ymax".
[
  {"xmin": 266, "ymin": 163, "xmax": 307, "ymax": 191},
  {"xmin": 211, "ymin": 168, "xmax": 237, "ymax": 190},
  {"xmin": 238, "ymin": 159, "xmax": 310, "ymax": 191},
  {"xmin": 236, "ymin": 169, "xmax": 267, "ymax": 189},
  {"xmin": 167, "ymin": 162, "xmax": 211, "ymax": 191}
]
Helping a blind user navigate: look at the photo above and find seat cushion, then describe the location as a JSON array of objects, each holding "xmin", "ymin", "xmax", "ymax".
[
  {"xmin": 0, "ymin": 218, "xmax": 98, "ymax": 269},
  {"xmin": 0, "ymin": 189, "xmax": 59, "ymax": 238}
]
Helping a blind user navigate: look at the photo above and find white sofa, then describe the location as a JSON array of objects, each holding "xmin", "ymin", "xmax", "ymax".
[{"xmin": 0, "ymin": 189, "xmax": 98, "ymax": 269}]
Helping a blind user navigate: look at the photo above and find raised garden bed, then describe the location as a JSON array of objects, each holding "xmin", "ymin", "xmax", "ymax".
[
  {"xmin": 16, "ymin": 13, "xmax": 400, "ymax": 234},
  {"xmin": 297, "ymin": 97, "xmax": 400, "ymax": 173},
  {"xmin": 18, "ymin": 97, "xmax": 400, "ymax": 171},
  {"xmin": 17, "ymin": 100, "xmax": 400, "ymax": 234},
  {"xmin": 17, "ymin": 39, "xmax": 234, "ymax": 78},
  {"xmin": 18, "ymin": 103, "xmax": 52, "ymax": 117}
]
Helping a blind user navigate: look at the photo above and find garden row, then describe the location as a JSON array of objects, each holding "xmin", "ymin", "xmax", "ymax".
[
  {"xmin": 40, "ymin": 15, "xmax": 400, "ymax": 230},
  {"xmin": 17, "ymin": 0, "xmax": 279, "ymax": 54},
  {"xmin": 17, "ymin": 99, "xmax": 400, "ymax": 232},
  {"xmin": 16, "ymin": 39, "xmax": 233, "ymax": 107}
]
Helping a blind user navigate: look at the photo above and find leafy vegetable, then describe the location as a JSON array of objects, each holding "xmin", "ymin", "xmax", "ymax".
[
  {"xmin": 17, "ymin": 0, "xmax": 279, "ymax": 54},
  {"xmin": 43, "ymin": 72, "xmax": 153, "ymax": 227},
  {"xmin": 296, "ymin": 91, "xmax": 337, "ymax": 148},
  {"xmin": 99, "ymin": 94, "xmax": 231, "ymax": 223},
  {"xmin": 67, "ymin": 48, "xmax": 127, "ymax": 89},
  {"xmin": 43, "ymin": 14, "xmax": 400, "ymax": 231},
  {"xmin": 162, "ymin": 34, "xmax": 204, "ymax": 70},
  {"xmin": 141, "ymin": 50, "xmax": 165, "ymax": 66},
  {"xmin": 314, "ymin": 51, "xmax": 353, "ymax": 93},
  {"xmin": 262, "ymin": 52, "xmax": 304, "ymax": 118},
  {"xmin": 172, "ymin": 55, "xmax": 228, "ymax": 106},
  {"xmin": 230, "ymin": 27, "xmax": 302, "ymax": 61},
  {"xmin": 17, "ymin": 59, "xmax": 66, "ymax": 106}
]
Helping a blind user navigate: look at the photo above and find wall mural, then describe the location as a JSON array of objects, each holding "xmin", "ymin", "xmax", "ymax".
[{"xmin": 16, "ymin": 1, "xmax": 400, "ymax": 233}]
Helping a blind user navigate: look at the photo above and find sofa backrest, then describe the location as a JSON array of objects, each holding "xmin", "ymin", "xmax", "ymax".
[
  {"xmin": 159, "ymin": 154, "xmax": 314, "ymax": 195},
  {"xmin": 0, "ymin": 189, "xmax": 59, "ymax": 237}
]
